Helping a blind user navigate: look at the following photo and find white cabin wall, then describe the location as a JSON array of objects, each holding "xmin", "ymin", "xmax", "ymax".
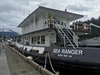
[
  {"xmin": 33, "ymin": 15, "xmax": 47, "ymax": 31},
  {"xmin": 28, "ymin": 23, "xmax": 33, "ymax": 33},
  {"xmin": 22, "ymin": 27, "xmax": 25, "ymax": 34},
  {"xmin": 23, "ymin": 36, "xmax": 29, "ymax": 45},
  {"xmin": 22, "ymin": 21, "xmax": 34, "ymax": 34},
  {"xmin": 22, "ymin": 27, "xmax": 24, "ymax": 34},
  {"xmin": 22, "ymin": 15, "xmax": 48, "ymax": 35},
  {"xmin": 45, "ymin": 31, "xmax": 56, "ymax": 46},
  {"xmin": 49, "ymin": 32, "xmax": 56, "ymax": 43},
  {"xmin": 45, "ymin": 34, "xmax": 50, "ymax": 46},
  {"xmin": 21, "ymin": 14, "xmax": 71, "ymax": 35},
  {"xmin": 22, "ymin": 26, "xmax": 28, "ymax": 34},
  {"xmin": 21, "ymin": 30, "xmax": 56, "ymax": 47}
]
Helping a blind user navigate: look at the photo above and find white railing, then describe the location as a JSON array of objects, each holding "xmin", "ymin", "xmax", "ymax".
[{"xmin": 45, "ymin": 19, "xmax": 77, "ymax": 49}]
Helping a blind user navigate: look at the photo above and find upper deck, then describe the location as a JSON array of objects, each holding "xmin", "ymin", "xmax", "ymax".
[{"xmin": 18, "ymin": 6, "xmax": 84, "ymax": 35}]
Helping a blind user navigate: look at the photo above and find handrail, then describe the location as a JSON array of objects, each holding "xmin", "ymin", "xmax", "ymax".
[
  {"xmin": 45, "ymin": 19, "xmax": 76, "ymax": 38},
  {"xmin": 49, "ymin": 19, "xmax": 76, "ymax": 49},
  {"xmin": 56, "ymin": 22, "xmax": 76, "ymax": 49},
  {"xmin": 62, "ymin": 21, "xmax": 78, "ymax": 47},
  {"xmin": 90, "ymin": 23, "xmax": 100, "ymax": 29}
]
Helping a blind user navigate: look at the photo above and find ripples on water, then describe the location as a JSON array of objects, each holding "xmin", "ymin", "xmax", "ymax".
[
  {"xmin": 51, "ymin": 67, "xmax": 100, "ymax": 75},
  {"xmin": 38, "ymin": 62, "xmax": 100, "ymax": 75}
]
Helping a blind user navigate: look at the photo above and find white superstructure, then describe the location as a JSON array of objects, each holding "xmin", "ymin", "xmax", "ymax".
[{"xmin": 18, "ymin": 6, "xmax": 84, "ymax": 47}]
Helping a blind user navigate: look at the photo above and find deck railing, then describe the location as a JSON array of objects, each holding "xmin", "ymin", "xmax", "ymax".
[{"xmin": 70, "ymin": 23, "xmax": 91, "ymax": 31}]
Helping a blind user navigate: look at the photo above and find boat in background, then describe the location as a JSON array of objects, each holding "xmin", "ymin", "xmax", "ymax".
[
  {"xmin": 79, "ymin": 36, "xmax": 100, "ymax": 47},
  {"xmin": 78, "ymin": 23, "xmax": 100, "ymax": 47}
]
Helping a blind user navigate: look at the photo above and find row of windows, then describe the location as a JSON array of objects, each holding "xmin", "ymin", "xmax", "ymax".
[{"xmin": 31, "ymin": 35, "xmax": 45, "ymax": 44}]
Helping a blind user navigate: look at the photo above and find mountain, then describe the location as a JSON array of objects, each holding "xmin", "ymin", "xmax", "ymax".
[{"xmin": 0, "ymin": 29, "xmax": 19, "ymax": 37}]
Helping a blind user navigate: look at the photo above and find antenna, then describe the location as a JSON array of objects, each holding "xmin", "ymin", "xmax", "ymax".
[
  {"xmin": 65, "ymin": 8, "xmax": 67, "ymax": 12},
  {"xmin": 37, "ymin": 4, "xmax": 40, "ymax": 6}
]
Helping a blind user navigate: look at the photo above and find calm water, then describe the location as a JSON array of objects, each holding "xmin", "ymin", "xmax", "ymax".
[
  {"xmin": 46, "ymin": 66, "xmax": 100, "ymax": 75},
  {"xmin": 37, "ymin": 62, "xmax": 100, "ymax": 75}
]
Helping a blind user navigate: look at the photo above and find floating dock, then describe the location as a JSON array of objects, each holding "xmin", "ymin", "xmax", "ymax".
[{"xmin": 0, "ymin": 43, "xmax": 56, "ymax": 75}]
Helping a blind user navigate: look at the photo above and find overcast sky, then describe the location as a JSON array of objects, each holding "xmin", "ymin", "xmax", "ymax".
[{"xmin": 0, "ymin": 0, "xmax": 100, "ymax": 34}]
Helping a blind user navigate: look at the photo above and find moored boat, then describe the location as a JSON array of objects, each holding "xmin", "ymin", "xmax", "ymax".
[
  {"xmin": 9, "ymin": 6, "xmax": 100, "ymax": 71},
  {"xmin": 79, "ymin": 36, "xmax": 100, "ymax": 47}
]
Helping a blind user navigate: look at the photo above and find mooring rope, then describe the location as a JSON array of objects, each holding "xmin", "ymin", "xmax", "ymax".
[
  {"xmin": 34, "ymin": 54, "xmax": 43, "ymax": 61},
  {"xmin": 44, "ymin": 53, "xmax": 47, "ymax": 68},
  {"xmin": 47, "ymin": 52, "xmax": 59, "ymax": 75}
]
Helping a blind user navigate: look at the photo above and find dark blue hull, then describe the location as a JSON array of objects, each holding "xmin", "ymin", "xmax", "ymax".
[{"xmin": 11, "ymin": 44, "xmax": 100, "ymax": 71}]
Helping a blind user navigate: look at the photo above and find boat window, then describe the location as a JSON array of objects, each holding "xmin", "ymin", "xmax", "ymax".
[
  {"xmin": 41, "ymin": 35, "xmax": 45, "ymax": 44},
  {"xmin": 37, "ymin": 36, "xmax": 40, "ymax": 44},
  {"xmin": 31, "ymin": 37, "xmax": 33, "ymax": 43},
  {"xmin": 33, "ymin": 36, "xmax": 36, "ymax": 44}
]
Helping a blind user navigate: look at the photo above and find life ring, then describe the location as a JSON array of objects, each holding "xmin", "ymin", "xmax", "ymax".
[{"xmin": 83, "ymin": 23, "xmax": 88, "ymax": 30}]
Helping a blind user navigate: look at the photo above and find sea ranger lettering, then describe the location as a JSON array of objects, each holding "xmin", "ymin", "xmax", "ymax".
[
  {"xmin": 53, "ymin": 49, "xmax": 60, "ymax": 53},
  {"xmin": 61, "ymin": 49, "xmax": 83, "ymax": 55},
  {"xmin": 53, "ymin": 48, "xmax": 83, "ymax": 55}
]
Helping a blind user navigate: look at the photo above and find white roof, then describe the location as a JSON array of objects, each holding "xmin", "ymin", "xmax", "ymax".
[{"xmin": 18, "ymin": 6, "xmax": 84, "ymax": 27}]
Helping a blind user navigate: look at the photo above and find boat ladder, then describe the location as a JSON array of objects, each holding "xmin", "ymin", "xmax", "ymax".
[{"xmin": 54, "ymin": 20, "xmax": 78, "ymax": 49}]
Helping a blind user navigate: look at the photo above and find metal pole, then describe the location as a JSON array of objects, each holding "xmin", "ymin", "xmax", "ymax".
[
  {"xmin": 3, "ymin": 29, "xmax": 4, "ymax": 41},
  {"xmin": 2, "ymin": 29, "xmax": 4, "ymax": 49},
  {"xmin": 64, "ymin": 34, "xmax": 65, "ymax": 47}
]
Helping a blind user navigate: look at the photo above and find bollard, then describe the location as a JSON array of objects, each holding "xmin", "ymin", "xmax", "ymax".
[
  {"xmin": 27, "ymin": 56, "xmax": 33, "ymax": 60},
  {"xmin": 27, "ymin": 59, "xmax": 40, "ymax": 70}
]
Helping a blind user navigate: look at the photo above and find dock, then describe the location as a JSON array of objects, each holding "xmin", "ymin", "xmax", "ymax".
[{"xmin": 0, "ymin": 43, "xmax": 55, "ymax": 75}]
